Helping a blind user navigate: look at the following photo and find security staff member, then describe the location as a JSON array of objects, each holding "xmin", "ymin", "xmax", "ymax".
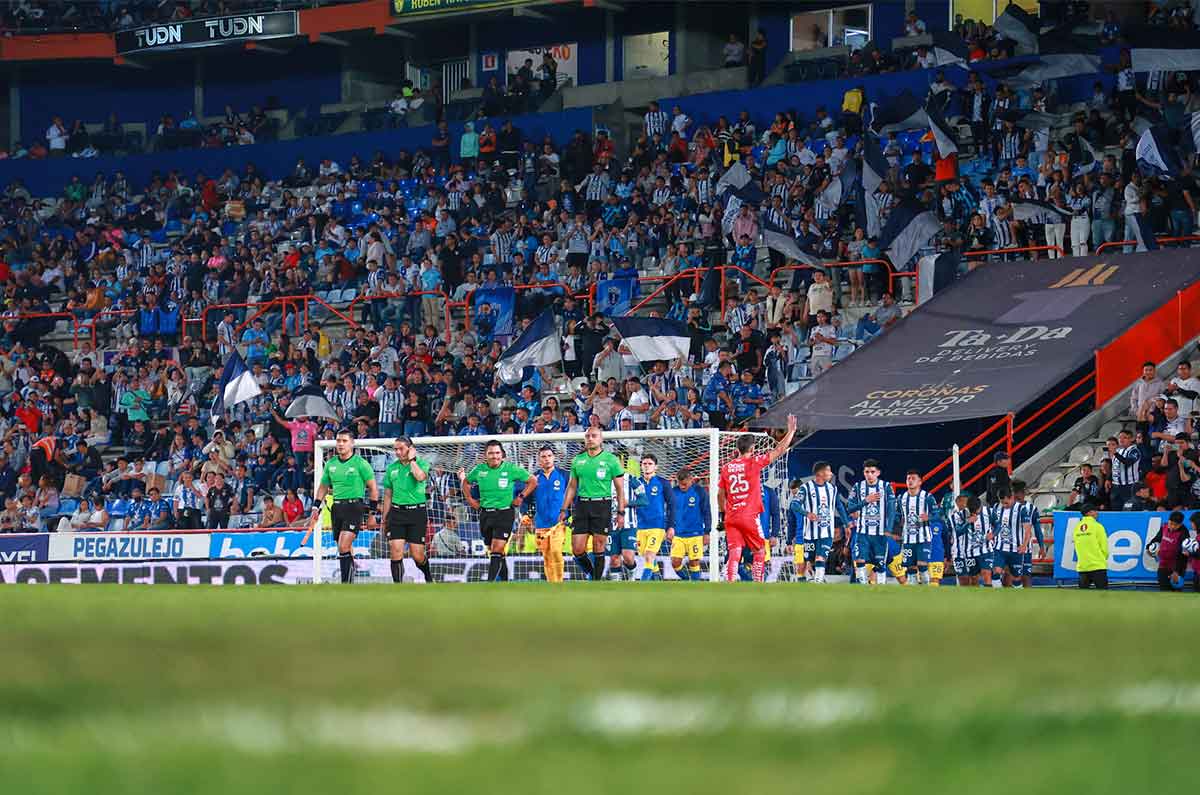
[
  {"xmin": 381, "ymin": 436, "xmax": 434, "ymax": 585},
  {"xmin": 1073, "ymin": 503, "xmax": 1109, "ymax": 590},
  {"xmin": 984, "ymin": 451, "xmax": 1011, "ymax": 506},
  {"xmin": 312, "ymin": 430, "xmax": 379, "ymax": 584}
]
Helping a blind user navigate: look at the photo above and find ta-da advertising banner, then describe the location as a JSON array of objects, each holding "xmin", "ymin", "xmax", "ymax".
[
  {"xmin": 1053, "ymin": 511, "xmax": 1162, "ymax": 581},
  {"xmin": 505, "ymin": 43, "xmax": 577, "ymax": 88},
  {"xmin": 49, "ymin": 532, "xmax": 212, "ymax": 562},
  {"xmin": 209, "ymin": 531, "xmax": 380, "ymax": 559}
]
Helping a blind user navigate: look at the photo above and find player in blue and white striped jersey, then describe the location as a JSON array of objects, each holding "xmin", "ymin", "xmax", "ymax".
[
  {"xmin": 957, "ymin": 494, "xmax": 996, "ymax": 586},
  {"xmin": 796, "ymin": 462, "xmax": 848, "ymax": 583},
  {"xmin": 896, "ymin": 470, "xmax": 939, "ymax": 585},
  {"xmin": 945, "ymin": 491, "xmax": 972, "ymax": 586},
  {"xmin": 845, "ymin": 458, "xmax": 898, "ymax": 585},
  {"xmin": 989, "ymin": 490, "xmax": 1033, "ymax": 588},
  {"xmin": 1011, "ymin": 479, "xmax": 1043, "ymax": 588}
]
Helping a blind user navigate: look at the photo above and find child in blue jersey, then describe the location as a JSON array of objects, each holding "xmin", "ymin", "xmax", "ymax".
[
  {"xmin": 531, "ymin": 446, "xmax": 570, "ymax": 582},
  {"xmin": 731, "ymin": 369, "xmax": 765, "ymax": 424},
  {"xmin": 669, "ymin": 468, "xmax": 710, "ymax": 580},
  {"xmin": 845, "ymin": 458, "xmax": 898, "ymax": 585},
  {"xmin": 631, "ymin": 454, "xmax": 674, "ymax": 580},
  {"xmin": 1011, "ymin": 479, "xmax": 1042, "ymax": 587}
]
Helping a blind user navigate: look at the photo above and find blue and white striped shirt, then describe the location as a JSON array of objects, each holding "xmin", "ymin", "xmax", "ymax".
[
  {"xmin": 990, "ymin": 502, "xmax": 1030, "ymax": 552},
  {"xmin": 797, "ymin": 479, "xmax": 841, "ymax": 541},
  {"xmin": 897, "ymin": 490, "xmax": 934, "ymax": 544}
]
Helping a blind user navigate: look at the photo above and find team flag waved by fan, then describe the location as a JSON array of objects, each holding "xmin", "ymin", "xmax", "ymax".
[
  {"xmin": 1136, "ymin": 126, "xmax": 1184, "ymax": 180},
  {"xmin": 211, "ymin": 350, "xmax": 262, "ymax": 424},
  {"xmin": 497, "ymin": 308, "xmax": 561, "ymax": 371},
  {"xmin": 879, "ymin": 200, "xmax": 940, "ymax": 270},
  {"xmin": 610, "ymin": 316, "xmax": 690, "ymax": 363}
]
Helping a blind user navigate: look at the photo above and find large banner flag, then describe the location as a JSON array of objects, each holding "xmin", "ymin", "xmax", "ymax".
[
  {"xmin": 1127, "ymin": 25, "xmax": 1200, "ymax": 74},
  {"xmin": 596, "ymin": 278, "xmax": 636, "ymax": 317},
  {"xmin": 762, "ymin": 219, "xmax": 822, "ymax": 266},
  {"xmin": 473, "ymin": 286, "xmax": 515, "ymax": 338},
  {"xmin": 498, "ymin": 308, "xmax": 561, "ymax": 371},
  {"xmin": 992, "ymin": 4, "xmax": 1040, "ymax": 52},
  {"xmin": 929, "ymin": 31, "xmax": 968, "ymax": 67},
  {"xmin": 878, "ymin": 200, "xmax": 940, "ymax": 270},
  {"xmin": 860, "ymin": 133, "xmax": 890, "ymax": 239},
  {"xmin": 211, "ymin": 350, "xmax": 261, "ymax": 424},
  {"xmin": 753, "ymin": 249, "xmax": 1200, "ymax": 431},
  {"xmin": 610, "ymin": 316, "xmax": 690, "ymax": 363}
]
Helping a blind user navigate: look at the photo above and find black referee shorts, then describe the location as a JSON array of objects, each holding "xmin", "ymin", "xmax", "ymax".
[
  {"xmin": 572, "ymin": 498, "xmax": 611, "ymax": 536},
  {"xmin": 331, "ymin": 500, "xmax": 365, "ymax": 536},
  {"xmin": 387, "ymin": 504, "xmax": 428, "ymax": 544},
  {"xmin": 480, "ymin": 507, "xmax": 515, "ymax": 546}
]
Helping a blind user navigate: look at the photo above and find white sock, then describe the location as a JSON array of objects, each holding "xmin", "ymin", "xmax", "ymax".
[
  {"xmin": 814, "ymin": 565, "xmax": 825, "ymax": 583},
  {"xmin": 991, "ymin": 578, "xmax": 1002, "ymax": 589},
  {"xmin": 907, "ymin": 572, "xmax": 916, "ymax": 585},
  {"xmin": 855, "ymin": 566, "xmax": 867, "ymax": 584},
  {"xmin": 919, "ymin": 570, "xmax": 930, "ymax": 585},
  {"xmin": 1012, "ymin": 582, "xmax": 1024, "ymax": 589},
  {"xmin": 877, "ymin": 570, "xmax": 886, "ymax": 585}
]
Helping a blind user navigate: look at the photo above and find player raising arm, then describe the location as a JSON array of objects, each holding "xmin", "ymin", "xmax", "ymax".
[
  {"xmin": 311, "ymin": 429, "xmax": 380, "ymax": 584},
  {"xmin": 459, "ymin": 440, "xmax": 536, "ymax": 583},
  {"xmin": 559, "ymin": 426, "xmax": 626, "ymax": 581},
  {"xmin": 380, "ymin": 436, "xmax": 434, "ymax": 585},
  {"xmin": 718, "ymin": 415, "xmax": 798, "ymax": 582}
]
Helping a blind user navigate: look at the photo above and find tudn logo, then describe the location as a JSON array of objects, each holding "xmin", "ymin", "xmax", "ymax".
[{"xmin": 994, "ymin": 263, "xmax": 1121, "ymax": 325}]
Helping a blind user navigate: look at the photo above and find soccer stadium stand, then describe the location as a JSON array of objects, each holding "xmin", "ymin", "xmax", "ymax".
[{"xmin": 0, "ymin": 0, "xmax": 1196, "ymax": 586}]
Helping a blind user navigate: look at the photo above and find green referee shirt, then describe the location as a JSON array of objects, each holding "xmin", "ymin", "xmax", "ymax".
[
  {"xmin": 384, "ymin": 458, "xmax": 431, "ymax": 506},
  {"xmin": 320, "ymin": 454, "xmax": 376, "ymax": 500},
  {"xmin": 570, "ymin": 450, "xmax": 623, "ymax": 499},
  {"xmin": 466, "ymin": 461, "xmax": 531, "ymax": 510}
]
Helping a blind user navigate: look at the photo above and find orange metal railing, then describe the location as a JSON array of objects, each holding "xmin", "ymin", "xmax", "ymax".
[{"xmin": 1096, "ymin": 235, "xmax": 1200, "ymax": 254}]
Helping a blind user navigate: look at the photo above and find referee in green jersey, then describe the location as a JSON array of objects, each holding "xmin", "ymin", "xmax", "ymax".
[
  {"xmin": 381, "ymin": 436, "xmax": 434, "ymax": 584},
  {"xmin": 560, "ymin": 426, "xmax": 626, "ymax": 581},
  {"xmin": 459, "ymin": 439, "xmax": 537, "ymax": 582},
  {"xmin": 312, "ymin": 430, "xmax": 380, "ymax": 584}
]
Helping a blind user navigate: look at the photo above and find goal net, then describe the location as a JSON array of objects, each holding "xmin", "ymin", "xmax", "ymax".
[{"xmin": 311, "ymin": 429, "xmax": 789, "ymax": 584}]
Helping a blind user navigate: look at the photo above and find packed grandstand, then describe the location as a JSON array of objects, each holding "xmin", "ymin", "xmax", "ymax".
[{"xmin": 0, "ymin": 0, "xmax": 1198, "ymax": 586}]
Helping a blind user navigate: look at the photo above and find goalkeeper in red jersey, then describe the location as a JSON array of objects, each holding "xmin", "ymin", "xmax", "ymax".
[{"xmin": 718, "ymin": 415, "xmax": 797, "ymax": 582}]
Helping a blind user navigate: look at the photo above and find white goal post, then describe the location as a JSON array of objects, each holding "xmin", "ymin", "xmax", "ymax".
[{"xmin": 312, "ymin": 428, "xmax": 788, "ymax": 583}]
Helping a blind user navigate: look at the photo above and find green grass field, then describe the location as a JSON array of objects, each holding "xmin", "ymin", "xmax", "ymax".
[{"xmin": 1, "ymin": 584, "xmax": 1197, "ymax": 793}]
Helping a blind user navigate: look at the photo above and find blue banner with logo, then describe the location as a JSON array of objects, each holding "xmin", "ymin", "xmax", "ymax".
[
  {"xmin": 472, "ymin": 287, "xmax": 514, "ymax": 342},
  {"xmin": 1053, "ymin": 511, "xmax": 1168, "ymax": 581},
  {"xmin": 596, "ymin": 278, "xmax": 636, "ymax": 317},
  {"xmin": 0, "ymin": 534, "xmax": 48, "ymax": 563},
  {"xmin": 210, "ymin": 530, "xmax": 379, "ymax": 559}
]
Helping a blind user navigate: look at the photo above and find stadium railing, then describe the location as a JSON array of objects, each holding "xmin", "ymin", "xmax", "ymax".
[{"xmin": 1096, "ymin": 235, "xmax": 1200, "ymax": 254}]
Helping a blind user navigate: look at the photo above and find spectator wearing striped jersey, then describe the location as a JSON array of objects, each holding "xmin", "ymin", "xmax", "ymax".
[{"xmin": 1107, "ymin": 430, "xmax": 1141, "ymax": 509}]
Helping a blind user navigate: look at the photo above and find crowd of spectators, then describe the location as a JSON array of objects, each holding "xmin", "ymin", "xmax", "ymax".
[{"xmin": 0, "ymin": 5, "xmax": 1196, "ymax": 535}]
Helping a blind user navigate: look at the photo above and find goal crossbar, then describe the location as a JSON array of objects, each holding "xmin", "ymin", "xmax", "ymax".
[{"xmin": 314, "ymin": 428, "xmax": 764, "ymax": 583}]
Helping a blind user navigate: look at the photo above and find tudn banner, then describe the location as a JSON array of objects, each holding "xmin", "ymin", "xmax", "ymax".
[
  {"xmin": 116, "ymin": 11, "xmax": 298, "ymax": 55},
  {"xmin": 756, "ymin": 250, "xmax": 1200, "ymax": 430}
]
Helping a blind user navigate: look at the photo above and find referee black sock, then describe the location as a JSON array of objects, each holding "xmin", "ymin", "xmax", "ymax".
[
  {"xmin": 573, "ymin": 553, "xmax": 594, "ymax": 579},
  {"xmin": 488, "ymin": 553, "xmax": 505, "ymax": 582},
  {"xmin": 390, "ymin": 560, "xmax": 403, "ymax": 584},
  {"xmin": 414, "ymin": 558, "xmax": 434, "ymax": 584},
  {"xmin": 592, "ymin": 554, "xmax": 607, "ymax": 581},
  {"xmin": 339, "ymin": 552, "xmax": 354, "ymax": 584}
]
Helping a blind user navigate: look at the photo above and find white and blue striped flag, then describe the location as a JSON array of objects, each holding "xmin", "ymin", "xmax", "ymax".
[
  {"xmin": 498, "ymin": 308, "xmax": 561, "ymax": 371},
  {"xmin": 211, "ymin": 350, "xmax": 262, "ymax": 425},
  {"xmin": 610, "ymin": 316, "xmax": 691, "ymax": 363}
]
